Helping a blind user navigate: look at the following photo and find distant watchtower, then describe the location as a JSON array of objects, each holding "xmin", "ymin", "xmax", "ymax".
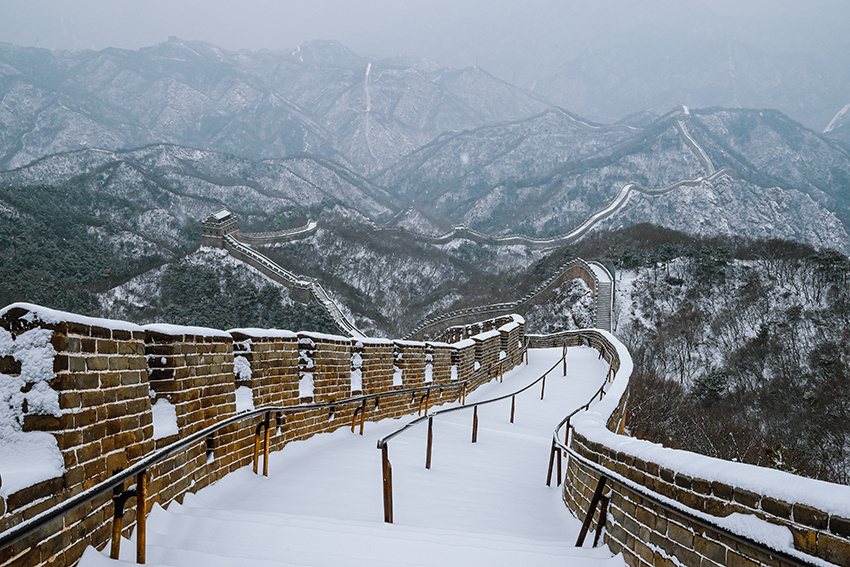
[{"xmin": 201, "ymin": 209, "xmax": 239, "ymax": 247}]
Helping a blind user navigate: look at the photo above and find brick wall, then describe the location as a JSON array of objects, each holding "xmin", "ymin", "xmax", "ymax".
[
  {"xmin": 561, "ymin": 330, "xmax": 850, "ymax": 567},
  {"xmin": 0, "ymin": 304, "xmax": 525, "ymax": 567}
]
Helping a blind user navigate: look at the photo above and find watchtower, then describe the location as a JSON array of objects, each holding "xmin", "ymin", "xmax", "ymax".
[{"xmin": 201, "ymin": 209, "xmax": 239, "ymax": 247}]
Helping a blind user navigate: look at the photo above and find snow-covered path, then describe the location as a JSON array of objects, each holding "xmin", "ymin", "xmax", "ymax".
[{"xmin": 80, "ymin": 347, "xmax": 626, "ymax": 567}]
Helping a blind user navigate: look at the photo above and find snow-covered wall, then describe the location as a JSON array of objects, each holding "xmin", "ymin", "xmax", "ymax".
[
  {"xmin": 0, "ymin": 303, "xmax": 526, "ymax": 567},
  {"xmin": 562, "ymin": 331, "xmax": 850, "ymax": 567}
]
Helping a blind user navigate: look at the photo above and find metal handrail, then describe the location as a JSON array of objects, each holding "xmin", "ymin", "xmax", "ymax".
[
  {"xmin": 564, "ymin": 447, "xmax": 817, "ymax": 567},
  {"xmin": 0, "ymin": 340, "xmax": 528, "ymax": 552},
  {"xmin": 548, "ymin": 333, "xmax": 818, "ymax": 566},
  {"xmin": 376, "ymin": 340, "xmax": 568, "ymax": 522}
]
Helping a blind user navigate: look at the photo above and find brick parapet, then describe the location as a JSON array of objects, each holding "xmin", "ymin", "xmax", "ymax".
[
  {"xmin": 561, "ymin": 330, "xmax": 850, "ymax": 567},
  {"xmin": 0, "ymin": 305, "xmax": 527, "ymax": 567}
]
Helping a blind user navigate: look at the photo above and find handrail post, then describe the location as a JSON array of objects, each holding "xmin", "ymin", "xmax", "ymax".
[
  {"xmin": 510, "ymin": 395, "xmax": 515, "ymax": 423},
  {"xmin": 263, "ymin": 411, "xmax": 271, "ymax": 476},
  {"xmin": 471, "ymin": 406, "xmax": 479, "ymax": 443},
  {"xmin": 563, "ymin": 342, "xmax": 567, "ymax": 376},
  {"xmin": 425, "ymin": 416, "xmax": 434, "ymax": 469},
  {"xmin": 592, "ymin": 495, "xmax": 610, "ymax": 547},
  {"xmin": 136, "ymin": 469, "xmax": 147, "ymax": 564},
  {"xmin": 546, "ymin": 439, "xmax": 557, "ymax": 486},
  {"xmin": 576, "ymin": 475, "xmax": 608, "ymax": 547},
  {"xmin": 381, "ymin": 444, "xmax": 393, "ymax": 523},
  {"xmin": 359, "ymin": 400, "xmax": 367, "ymax": 436},
  {"xmin": 110, "ymin": 483, "xmax": 135, "ymax": 560},
  {"xmin": 541, "ymin": 374, "xmax": 546, "ymax": 400},
  {"xmin": 253, "ymin": 421, "xmax": 263, "ymax": 474}
]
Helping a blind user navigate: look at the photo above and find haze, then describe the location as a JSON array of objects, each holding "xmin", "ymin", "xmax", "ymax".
[{"xmin": 1, "ymin": 0, "xmax": 848, "ymax": 127}]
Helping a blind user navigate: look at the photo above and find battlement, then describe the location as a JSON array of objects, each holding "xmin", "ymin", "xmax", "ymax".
[{"xmin": 0, "ymin": 303, "xmax": 524, "ymax": 567}]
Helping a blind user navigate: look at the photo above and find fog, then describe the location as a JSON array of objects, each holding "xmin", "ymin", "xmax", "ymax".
[{"xmin": 1, "ymin": 0, "xmax": 848, "ymax": 127}]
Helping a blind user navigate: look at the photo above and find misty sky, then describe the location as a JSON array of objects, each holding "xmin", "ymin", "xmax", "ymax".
[{"xmin": 1, "ymin": 0, "xmax": 847, "ymax": 67}]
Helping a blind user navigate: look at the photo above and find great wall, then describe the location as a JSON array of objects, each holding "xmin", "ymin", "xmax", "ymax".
[
  {"xmin": 1, "ymin": 298, "xmax": 849, "ymax": 566},
  {"xmin": 4, "ymin": 111, "xmax": 850, "ymax": 566}
]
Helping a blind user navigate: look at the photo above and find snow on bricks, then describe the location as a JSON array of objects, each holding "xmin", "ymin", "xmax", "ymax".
[
  {"xmin": 561, "ymin": 331, "xmax": 850, "ymax": 567},
  {"xmin": 1, "ymin": 303, "xmax": 521, "ymax": 567}
]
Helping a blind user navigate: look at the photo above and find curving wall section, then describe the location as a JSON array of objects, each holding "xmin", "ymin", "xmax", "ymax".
[{"xmin": 562, "ymin": 332, "xmax": 850, "ymax": 567}]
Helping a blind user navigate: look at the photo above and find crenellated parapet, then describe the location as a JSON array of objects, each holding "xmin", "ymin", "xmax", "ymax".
[{"xmin": 0, "ymin": 302, "xmax": 526, "ymax": 567}]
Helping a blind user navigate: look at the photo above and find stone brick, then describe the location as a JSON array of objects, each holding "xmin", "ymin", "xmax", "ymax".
[
  {"xmin": 818, "ymin": 532, "xmax": 850, "ymax": 566},
  {"xmin": 711, "ymin": 481, "xmax": 733, "ymax": 500},
  {"xmin": 830, "ymin": 515, "xmax": 850, "ymax": 538},
  {"xmin": 791, "ymin": 526, "xmax": 818, "ymax": 556},
  {"xmin": 692, "ymin": 477, "xmax": 711, "ymax": 495},
  {"xmin": 694, "ymin": 534, "xmax": 727, "ymax": 564},
  {"xmin": 760, "ymin": 497, "xmax": 792, "ymax": 519},
  {"xmin": 732, "ymin": 487, "xmax": 760, "ymax": 509},
  {"xmin": 667, "ymin": 521, "xmax": 694, "ymax": 548},
  {"xmin": 793, "ymin": 503, "xmax": 828, "ymax": 530}
]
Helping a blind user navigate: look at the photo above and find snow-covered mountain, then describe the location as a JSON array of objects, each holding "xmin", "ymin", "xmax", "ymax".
[{"xmin": 2, "ymin": 39, "xmax": 850, "ymax": 334}]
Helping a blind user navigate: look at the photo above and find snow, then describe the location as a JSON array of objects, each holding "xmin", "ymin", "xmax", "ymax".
[
  {"xmin": 233, "ymin": 356, "xmax": 252, "ymax": 381},
  {"xmin": 79, "ymin": 347, "xmax": 624, "ymax": 567},
  {"xmin": 143, "ymin": 323, "xmax": 232, "ymax": 339},
  {"xmin": 229, "ymin": 328, "xmax": 297, "ymax": 339},
  {"xmin": 471, "ymin": 329, "xmax": 500, "ymax": 341},
  {"xmin": 299, "ymin": 373, "xmax": 314, "ymax": 398},
  {"xmin": 588, "ymin": 262, "xmax": 611, "ymax": 282},
  {"xmin": 350, "ymin": 352, "xmax": 363, "ymax": 391},
  {"xmin": 0, "ymin": 302, "xmax": 143, "ymax": 332},
  {"xmin": 571, "ymin": 331, "xmax": 850, "ymax": 520},
  {"xmin": 151, "ymin": 398, "xmax": 178, "ymax": 440},
  {"xmin": 0, "ymin": 325, "xmax": 65, "ymax": 496},
  {"xmin": 823, "ymin": 102, "xmax": 850, "ymax": 133},
  {"xmin": 235, "ymin": 386, "xmax": 254, "ymax": 413},
  {"xmin": 452, "ymin": 339, "xmax": 476, "ymax": 349}
]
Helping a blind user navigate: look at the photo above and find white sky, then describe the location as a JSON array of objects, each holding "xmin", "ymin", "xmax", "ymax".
[{"xmin": 0, "ymin": 0, "xmax": 846, "ymax": 67}]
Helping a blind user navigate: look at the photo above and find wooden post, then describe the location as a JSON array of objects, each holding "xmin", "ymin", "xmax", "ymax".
[
  {"xmin": 563, "ymin": 342, "xmax": 568, "ymax": 376},
  {"xmin": 253, "ymin": 422, "xmax": 262, "ymax": 474},
  {"xmin": 576, "ymin": 476, "xmax": 608, "ymax": 547},
  {"xmin": 110, "ymin": 486, "xmax": 125, "ymax": 560},
  {"xmin": 541, "ymin": 374, "xmax": 546, "ymax": 400},
  {"xmin": 472, "ymin": 406, "xmax": 479, "ymax": 443},
  {"xmin": 359, "ymin": 400, "xmax": 367, "ymax": 436},
  {"xmin": 263, "ymin": 411, "xmax": 271, "ymax": 477},
  {"xmin": 426, "ymin": 416, "xmax": 433, "ymax": 469},
  {"xmin": 381, "ymin": 444, "xmax": 393, "ymax": 523},
  {"xmin": 136, "ymin": 470, "xmax": 147, "ymax": 564},
  {"xmin": 546, "ymin": 440, "xmax": 557, "ymax": 486},
  {"xmin": 510, "ymin": 395, "xmax": 515, "ymax": 424},
  {"xmin": 556, "ymin": 448, "xmax": 562, "ymax": 486},
  {"xmin": 592, "ymin": 495, "xmax": 610, "ymax": 547}
]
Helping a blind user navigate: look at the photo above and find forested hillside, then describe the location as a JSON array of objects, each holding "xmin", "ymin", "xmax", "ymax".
[{"xmin": 592, "ymin": 226, "xmax": 850, "ymax": 484}]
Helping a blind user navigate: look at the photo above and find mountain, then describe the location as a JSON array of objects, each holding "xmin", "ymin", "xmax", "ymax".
[
  {"xmin": 0, "ymin": 38, "xmax": 550, "ymax": 174},
  {"xmin": 2, "ymin": 39, "xmax": 850, "ymax": 334},
  {"xmin": 377, "ymin": 107, "xmax": 850, "ymax": 251}
]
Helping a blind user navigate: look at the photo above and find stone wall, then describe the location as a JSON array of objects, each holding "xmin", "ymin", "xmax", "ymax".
[
  {"xmin": 561, "ymin": 331, "xmax": 850, "ymax": 567},
  {"xmin": 0, "ymin": 304, "xmax": 526, "ymax": 567}
]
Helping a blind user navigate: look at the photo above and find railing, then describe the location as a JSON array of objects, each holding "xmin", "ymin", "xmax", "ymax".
[
  {"xmin": 376, "ymin": 341, "xmax": 565, "ymax": 523},
  {"xmin": 545, "ymin": 331, "xmax": 821, "ymax": 567},
  {"xmin": 0, "ymin": 341, "xmax": 527, "ymax": 562}
]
